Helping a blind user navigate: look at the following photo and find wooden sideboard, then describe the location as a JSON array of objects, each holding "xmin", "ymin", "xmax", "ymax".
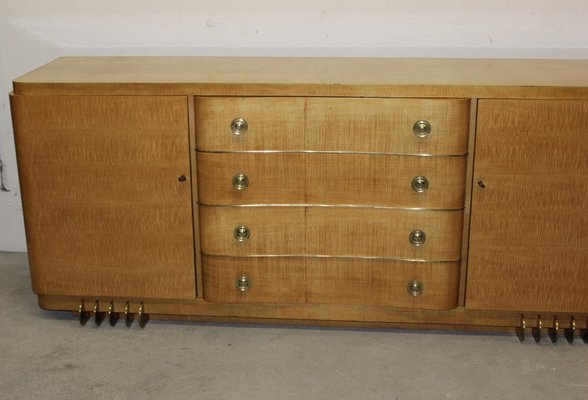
[{"xmin": 9, "ymin": 57, "xmax": 588, "ymax": 341}]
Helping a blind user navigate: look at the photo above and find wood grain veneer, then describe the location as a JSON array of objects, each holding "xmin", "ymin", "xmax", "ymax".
[
  {"xmin": 10, "ymin": 57, "xmax": 588, "ymax": 332},
  {"xmin": 467, "ymin": 99, "xmax": 588, "ymax": 313},
  {"xmin": 199, "ymin": 206, "xmax": 463, "ymax": 260},
  {"xmin": 188, "ymin": 96, "xmax": 204, "ymax": 298},
  {"xmin": 10, "ymin": 95, "xmax": 196, "ymax": 299},
  {"xmin": 13, "ymin": 57, "xmax": 588, "ymax": 99},
  {"xmin": 197, "ymin": 152, "xmax": 467, "ymax": 209},
  {"xmin": 202, "ymin": 255, "xmax": 460, "ymax": 310},
  {"xmin": 195, "ymin": 97, "xmax": 469, "ymax": 154}
]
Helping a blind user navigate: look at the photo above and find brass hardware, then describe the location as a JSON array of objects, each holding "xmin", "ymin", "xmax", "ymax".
[
  {"xmin": 477, "ymin": 181, "xmax": 486, "ymax": 189},
  {"xmin": 409, "ymin": 230, "xmax": 426, "ymax": 246},
  {"xmin": 532, "ymin": 315, "xmax": 542, "ymax": 343},
  {"xmin": 78, "ymin": 300, "xmax": 90, "ymax": 326},
  {"xmin": 516, "ymin": 314, "xmax": 526, "ymax": 342},
  {"xmin": 108, "ymin": 301, "xmax": 119, "ymax": 327},
  {"xmin": 230, "ymin": 118, "xmax": 248, "ymax": 135},
  {"xmin": 407, "ymin": 280, "xmax": 423, "ymax": 296},
  {"xmin": 232, "ymin": 173, "xmax": 249, "ymax": 190},
  {"xmin": 234, "ymin": 226, "xmax": 251, "ymax": 242},
  {"xmin": 411, "ymin": 176, "xmax": 429, "ymax": 193},
  {"xmin": 138, "ymin": 302, "xmax": 149, "ymax": 329},
  {"xmin": 124, "ymin": 301, "xmax": 133, "ymax": 328},
  {"xmin": 178, "ymin": 175, "xmax": 187, "ymax": 182},
  {"xmin": 236, "ymin": 275, "xmax": 252, "ymax": 292},
  {"xmin": 413, "ymin": 120, "xmax": 431, "ymax": 138},
  {"xmin": 201, "ymin": 251, "xmax": 461, "ymax": 263},
  {"xmin": 201, "ymin": 149, "xmax": 467, "ymax": 158},
  {"xmin": 201, "ymin": 203, "xmax": 464, "ymax": 212},
  {"xmin": 93, "ymin": 301, "xmax": 105, "ymax": 326},
  {"xmin": 564, "ymin": 317, "xmax": 576, "ymax": 343},
  {"xmin": 548, "ymin": 316, "xmax": 559, "ymax": 343}
]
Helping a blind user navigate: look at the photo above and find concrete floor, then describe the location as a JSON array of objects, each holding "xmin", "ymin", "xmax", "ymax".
[{"xmin": 0, "ymin": 252, "xmax": 587, "ymax": 400}]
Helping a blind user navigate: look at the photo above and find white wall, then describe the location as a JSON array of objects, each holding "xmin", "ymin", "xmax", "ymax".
[{"xmin": 1, "ymin": 0, "xmax": 588, "ymax": 251}]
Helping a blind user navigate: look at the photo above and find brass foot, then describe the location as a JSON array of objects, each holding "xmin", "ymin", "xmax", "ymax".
[
  {"xmin": 532, "ymin": 315, "xmax": 542, "ymax": 343},
  {"xmin": 93, "ymin": 301, "xmax": 105, "ymax": 326},
  {"xmin": 77, "ymin": 300, "xmax": 90, "ymax": 326},
  {"xmin": 108, "ymin": 301, "xmax": 119, "ymax": 327},
  {"xmin": 124, "ymin": 301, "xmax": 134, "ymax": 328},
  {"xmin": 138, "ymin": 302, "xmax": 149, "ymax": 329},
  {"xmin": 548, "ymin": 316, "xmax": 558, "ymax": 343},
  {"xmin": 564, "ymin": 317, "xmax": 576, "ymax": 344}
]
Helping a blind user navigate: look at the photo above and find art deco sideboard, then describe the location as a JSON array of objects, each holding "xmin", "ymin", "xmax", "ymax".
[{"xmin": 9, "ymin": 57, "xmax": 588, "ymax": 341}]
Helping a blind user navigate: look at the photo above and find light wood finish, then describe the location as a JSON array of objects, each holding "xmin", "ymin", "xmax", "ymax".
[
  {"xmin": 188, "ymin": 96, "xmax": 204, "ymax": 298},
  {"xmin": 202, "ymin": 255, "xmax": 460, "ymax": 310},
  {"xmin": 200, "ymin": 206, "xmax": 463, "ymax": 260},
  {"xmin": 458, "ymin": 99, "xmax": 478, "ymax": 306},
  {"xmin": 13, "ymin": 57, "xmax": 588, "ymax": 99},
  {"xmin": 10, "ymin": 95, "xmax": 196, "ymax": 300},
  {"xmin": 197, "ymin": 152, "xmax": 467, "ymax": 209},
  {"xmin": 195, "ymin": 97, "xmax": 469, "ymax": 154},
  {"xmin": 12, "ymin": 57, "xmax": 588, "ymax": 332},
  {"xmin": 467, "ymin": 100, "xmax": 588, "ymax": 313},
  {"xmin": 37, "ymin": 295, "xmax": 588, "ymax": 331}
]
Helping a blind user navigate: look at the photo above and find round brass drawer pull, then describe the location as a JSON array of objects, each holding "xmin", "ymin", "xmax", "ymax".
[
  {"xmin": 236, "ymin": 275, "xmax": 251, "ymax": 292},
  {"xmin": 413, "ymin": 120, "xmax": 431, "ymax": 138},
  {"xmin": 409, "ymin": 230, "xmax": 426, "ymax": 246},
  {"xmin": 232, "ymin": 173, "xmax": 249, "ymax": 190},
  {"xmin": 230, "ymin": 117, "xmax": 248, "ymax": 136},
  {"xmin": 411, "ymin": 176, "xmax": 429, "ymax": 193},
  {"xmin": 407, "ymin": 280, "xmax": 423, "ymax": 296},
  {"xmin": 234, "ymin": 225, "xmax": 251, "ymax": 242}
]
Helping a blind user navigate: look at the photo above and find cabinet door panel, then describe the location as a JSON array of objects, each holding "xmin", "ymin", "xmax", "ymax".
[
  {"xmin": 467, "ymin": 100, "xmax": 588, "ymax": 312},
  {"xmin": 11, "ymin": 95, "xmax": 196, "ymax": 300}
]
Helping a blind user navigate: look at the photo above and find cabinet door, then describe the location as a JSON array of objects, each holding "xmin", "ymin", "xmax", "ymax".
[
  {"xmin": 11, "ymin": 95, "xmax": 196, "ymax": 300},
  {"xmin": 467, "ymin": 100, "xmax": 588, "ymax": 312}
]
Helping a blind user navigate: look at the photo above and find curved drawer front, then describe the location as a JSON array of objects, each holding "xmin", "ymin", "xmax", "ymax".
[
  {"xmin": 196, "ymin": 97, "xmax": 470, "ymax": 154},
  {"xmin": 202, "ymin": 255, "xmax": 460, "ymax": 310},
  {"xmin": 197, "ymin": 152, "xmax": 467, "ymax": 209},
  {"xmin": 200, "ymin": 206, "xmax": 463, "ymax": 261}
]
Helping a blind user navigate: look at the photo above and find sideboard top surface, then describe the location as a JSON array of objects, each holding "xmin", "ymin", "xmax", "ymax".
[{"xmin": 12, "ymin": 57, "xmax": 588, "ymax": 98}]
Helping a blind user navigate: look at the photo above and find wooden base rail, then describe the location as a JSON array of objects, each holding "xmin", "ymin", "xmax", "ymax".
[{"xmin": 57, "ymin": 296, "xmax": 588, "ymax": 343}]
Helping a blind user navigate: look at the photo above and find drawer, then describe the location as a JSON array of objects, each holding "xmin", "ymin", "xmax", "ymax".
[
  {"xmin": 200, "ymin": 206, "xmax": 463, "ymax": 261},
  {"xmin": 195, "ymin": 97, "xmax": 470, "ymax": 154},
  {"xmin": 197, "ymin": 152, "xmax": 467, "ymax": 209},
  {"xmin": 202, "ymin": 255, "xmax": 460, "ymax": 310}
]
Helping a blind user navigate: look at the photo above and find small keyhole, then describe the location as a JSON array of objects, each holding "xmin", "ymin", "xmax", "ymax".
[
  {"xmin": 477, "ymin": 180, "xmax": 486, "ymax": 188},
  {"xmin": 178, "ymin": 175, "xmax": 187, "ymax": 182}
]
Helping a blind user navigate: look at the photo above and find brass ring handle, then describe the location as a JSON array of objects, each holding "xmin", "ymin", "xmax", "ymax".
[
  {"xmin": 413, "ymin": 120, "xmax": 431, "ymax": 138},
  {"xmin": 236, "ymin": 275, "xmax": 252, "ymax": 292},
  {"xmin": 409, "ymin": 230, "xmax": 426, "ymax": 246},
  {"xmin": 232, "ymin": 173, "xmax": 249, "ymax": 190},
  {"xmin": 411, "ymin": 176, "xmax": 429, "ymax": 193},
  {"xmin": 234, "ymin": 226, "xmax": 251, "ymax": 242},
  {"xmin": 407, "ymin": 280, "xmax": 423, "ymax": 296},
  {"xmin": 231, "ymin": 118, "xmax": 248, "ymax": 135}
]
